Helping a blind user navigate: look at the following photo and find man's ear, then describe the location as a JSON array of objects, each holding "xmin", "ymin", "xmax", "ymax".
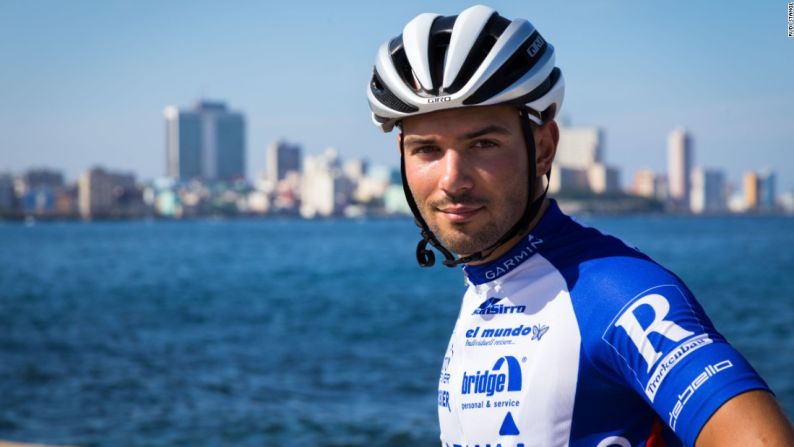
[{"xmin": 535, "ymin": 120, "xmax": 559, "ymax": 176}]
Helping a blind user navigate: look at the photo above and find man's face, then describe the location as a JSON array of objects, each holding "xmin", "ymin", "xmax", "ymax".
[{"xmin": 401, "ymin": 105, "xmax": 530, "ymax": 256}]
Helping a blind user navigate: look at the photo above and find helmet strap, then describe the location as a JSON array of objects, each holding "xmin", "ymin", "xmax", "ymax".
[{"xmin": 399, "ymin": 136, "xmax": 456, "ymax": 267}]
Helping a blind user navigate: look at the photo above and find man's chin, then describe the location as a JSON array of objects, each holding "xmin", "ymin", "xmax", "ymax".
[{"xmin": 434, "ymin": 228, "xmax": 488, "ymax": 256}]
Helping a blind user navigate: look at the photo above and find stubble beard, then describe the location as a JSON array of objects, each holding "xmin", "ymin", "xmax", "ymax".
[{"xmin": 421, "ymin": 190, "xmax": 526, "ymax": 256}]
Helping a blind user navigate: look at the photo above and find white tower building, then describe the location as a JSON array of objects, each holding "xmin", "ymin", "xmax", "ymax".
[{"xmin": 667, "ymin": 128, "xmax": 692, "ymax": 209}]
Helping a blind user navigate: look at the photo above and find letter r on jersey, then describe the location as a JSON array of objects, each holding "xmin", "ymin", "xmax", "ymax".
[{"xmin": 615, "ymin": 293, "xmax": 694, "ymax": 372}]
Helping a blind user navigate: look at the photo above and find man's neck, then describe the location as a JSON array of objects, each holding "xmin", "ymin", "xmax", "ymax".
[{"xmin": 465, "ymin": 198, "xmax": 550, "ymax": 267}]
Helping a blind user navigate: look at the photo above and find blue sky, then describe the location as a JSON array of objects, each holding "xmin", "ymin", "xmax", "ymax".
[{"xmin": 1, "ymin": 1, "xmax": 792, "ymax": 192}]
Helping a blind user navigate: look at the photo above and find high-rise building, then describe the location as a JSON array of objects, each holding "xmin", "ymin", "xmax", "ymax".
[
  {"xmin": 266, "ymin": 140, "xmax": 301, "ymax": 182},
  {"xmin": 758, "ymin": 170, "xmax": 776, "ymax": 210},
  {"xmin": 690, "ymin": 168, "xmax": 726, "ymax": 214},
  {"xmin": 743, "ymin": 171, "xmax": 759, "ymax": 211},
  {"xmin": 667, "ymin": 128, "xmax": 693, "ymax": 208},
  {"xmin": 164, "ymin": 100, "xmax": 246, "ymax": 182}
]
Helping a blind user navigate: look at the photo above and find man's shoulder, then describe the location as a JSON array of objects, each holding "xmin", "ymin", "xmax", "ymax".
[
  {"xmin": 535, "ymin": 217, "xmax": 706, "ymax": 347},
  {"xmin": 537, "ymin": 215, "xmax": 680, "ymax": 302}
]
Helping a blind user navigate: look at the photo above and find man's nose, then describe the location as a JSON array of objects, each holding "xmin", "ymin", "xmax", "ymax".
[{"xmin": 439, "ymin": 149, "xmax": 473, "ymax": 195}]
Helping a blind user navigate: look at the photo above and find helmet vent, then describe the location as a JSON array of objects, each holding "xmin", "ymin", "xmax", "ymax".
[
  {"xmin": 446, "ymin": 13, "xmax": 508, "ymax": 94},
  {"xmin": 388, "ymin": 42, "xmax": 422, "ymax": 94},
  {"xmin": 427, "ymin": 30, "xmax": 451, "ymax": 95},
  {"xmin": 370, "ymin": 71, "xmax": 419, "ymax": 114}
]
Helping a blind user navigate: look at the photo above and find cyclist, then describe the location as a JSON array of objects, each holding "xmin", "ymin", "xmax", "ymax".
[{"xmin": 366, "ymin": 5, "xmax": 794, "ymax": 446}]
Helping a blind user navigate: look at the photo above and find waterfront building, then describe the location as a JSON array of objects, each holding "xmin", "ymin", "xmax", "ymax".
[
  {"xmin": 743, "ymin": 171, "xmax": 759, "ymax": 211},
  {"xmin": 16, "ymin": 168, "xmax": 64, "ymax": 193},
  {"xmin": 142, "ymin": 178, "xmax": 181, "ymax": 218},
  {"xmin": 551, "ymin": 124, "xmax": 621, "ymax": 194},
  {"xmin": 246, "ymin": 190, "xmax": 270, "ymax": 215},
  {"xmin": 758, "ymin": 170, "xmax": 777, "ymax": 211},
  {"xmin": 654, "ymin": 174, "xmax": 670, "ymax": 203},
  {"xmin": 728, "ymin": 192, "xmax": 748, "ymax": 213},
  {"xmin": 353, "ymin": 164, "xmax": 391, "ymax": 205},
  {"xmin": 632, "ymin": 169, "xmax": 656, "ymax": 198},
  {"xmin": 54, "ymin": 186, "xmax": 78, "ymax": 217},
  {"xmin": 14, "ymin": 168, "xmax": 66, "ymax": 216},
  {"xmin": 556, "ymin": 126, "xmax": 603, "ymax": 170},
  {"xmin": 78, "ymin": 167, "xmax": 142, "ymax": 218},
  {"xmin": 384, "ymin": 185, "xmax": 410, "ymax": 215},
  {"xmin": 690, "ymin": 168, "xmax": 726, "ymax": 214},
  {"xmin": 272, "ymin": 171, "xmax": 302, "ymax": 214},
  {"xmin": 549, "ymin": 165, "xmax": 589, "ymax": 194},
  {"xmin": 383, "ymin": 168, "xmax": 411, "ymax": 215},
  {"xmin": 266, "ymin": 140, "xmax": 301, "ymax": 182},
  {"xmin": 164, "ymin": 100, "xmax": 246, "ymax": 182},
  {"xmin": 344, "ymin": 159, "xmax": 368, "ymax": 181},
  {"xmin": 587, "ymin": 163, "xmax": 621, "ymax": 194},
  {"xmin": 780, "ymin": 190, "xmax": 794, "ymax": 214},
  {"xmin": 300, "ymin": 148, "xmax": 353, "ymax": 218},
  {"xmin": 631, "ymin": 169, "xmax": 670, "ymax": 203},
  {"xmin": 667, "ymin": 128, "xmax": 693, "ymax": 209},
  {"xmin": 21, "ymin": 188, "xmax": 55, "ymax": 215},
  {"xmin": 0, "ymin": 173, "xmax": 15, "ymax": 213},
  {"xmin": 741, "ymin": 170, "xmax": 778, "ymax": 212}
]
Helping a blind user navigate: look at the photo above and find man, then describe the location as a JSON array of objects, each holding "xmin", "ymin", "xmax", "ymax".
[{"xmin": 366, "ymin": 5, "xmax": 794, "ymax": 447}]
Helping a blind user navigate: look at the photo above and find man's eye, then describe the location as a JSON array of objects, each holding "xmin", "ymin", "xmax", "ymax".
[
  {"xmin": 411, "ymin": 146, "xmax": 439, "ymax": 155},
  {"xmin": 472, "ymin": 140, "xmax": 498, "ymax": 149}
]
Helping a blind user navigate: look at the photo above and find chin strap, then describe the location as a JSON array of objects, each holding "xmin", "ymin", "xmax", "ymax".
[
  {"xmin": 400, "ymin": 109, "xmax": 551, "ymax": 268},
  {"xmin": 399, "ymin": 147, "xmax": 456, "ymax": 267}
]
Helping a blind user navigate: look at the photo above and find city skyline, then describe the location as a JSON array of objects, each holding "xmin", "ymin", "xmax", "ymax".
[
  {"xmin": 2, "ymin": 125, "xmax": 787, "ymax": 220},
  {"xmin": 1, "ymin": 2, "xmax": 792, "ymax": 191},
  {"xmin": 1, "ymin": 115, "xmax": 777, "ymax": 205}
]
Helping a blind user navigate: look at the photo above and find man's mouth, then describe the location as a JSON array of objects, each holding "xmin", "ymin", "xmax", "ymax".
[{"xmin": 437, "ymin": 205, "xmax": 484, "ymax": 223}]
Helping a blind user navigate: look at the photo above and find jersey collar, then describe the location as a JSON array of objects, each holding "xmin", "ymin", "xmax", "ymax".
[{"xmin": 462, "ymin": 199, "xmax": 565, "ymax": 285}]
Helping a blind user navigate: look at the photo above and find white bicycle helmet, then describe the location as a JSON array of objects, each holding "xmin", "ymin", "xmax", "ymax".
[{"xmin": 367, "ymin": 4, "xmax": 564, "ymax": 132}]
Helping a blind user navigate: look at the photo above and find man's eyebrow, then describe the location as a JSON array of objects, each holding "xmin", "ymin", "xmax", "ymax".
[
  {"xmin": 403, "ymin": 125, "xmax": 512, "ymax": 145},
  {"xmin": 402, "ymin": 136, "xmax": 438, "ymax": 145},
  {"xmin": 463, "ymin": 125, "xmax": 511, "ymax": 140}
]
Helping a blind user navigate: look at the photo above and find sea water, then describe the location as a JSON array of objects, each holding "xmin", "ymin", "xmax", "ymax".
[{"xmin": 0, "ymin": 214, "xmax": 792, "ymax": 446}]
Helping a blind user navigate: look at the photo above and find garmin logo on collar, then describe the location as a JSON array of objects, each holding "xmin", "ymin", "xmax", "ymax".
[
  {"xmin": 483, "ymin": 235, "xmax": 544, "ymax": 281},
  {"xmin": 427, "ymin": 96, "xmax": 452, "ymax": 104}
]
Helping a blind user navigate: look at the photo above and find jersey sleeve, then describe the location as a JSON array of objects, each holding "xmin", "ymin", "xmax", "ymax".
[{"xmin": 585, "ymin": 257, "xmax": 771, "ymax": 446}]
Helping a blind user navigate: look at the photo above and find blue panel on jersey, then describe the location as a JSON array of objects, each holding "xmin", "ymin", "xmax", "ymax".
[{"xmin": 532, "ymin": 200, "xmax": 770, "ymax": 446}]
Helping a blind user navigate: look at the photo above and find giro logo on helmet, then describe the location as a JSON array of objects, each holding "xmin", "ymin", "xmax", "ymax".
[
  {"xmin": 527, "ymin": 35, "xmax": 545, "ymax": 58},
  {"xmin": 427, "ymin": 96, "xmax": 452, "ymax": 104}
]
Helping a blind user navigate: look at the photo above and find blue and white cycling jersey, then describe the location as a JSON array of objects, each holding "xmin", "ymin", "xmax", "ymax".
[{"xmin": 438, "ymin": 199, "xmax": 769, "ymax": 447}]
